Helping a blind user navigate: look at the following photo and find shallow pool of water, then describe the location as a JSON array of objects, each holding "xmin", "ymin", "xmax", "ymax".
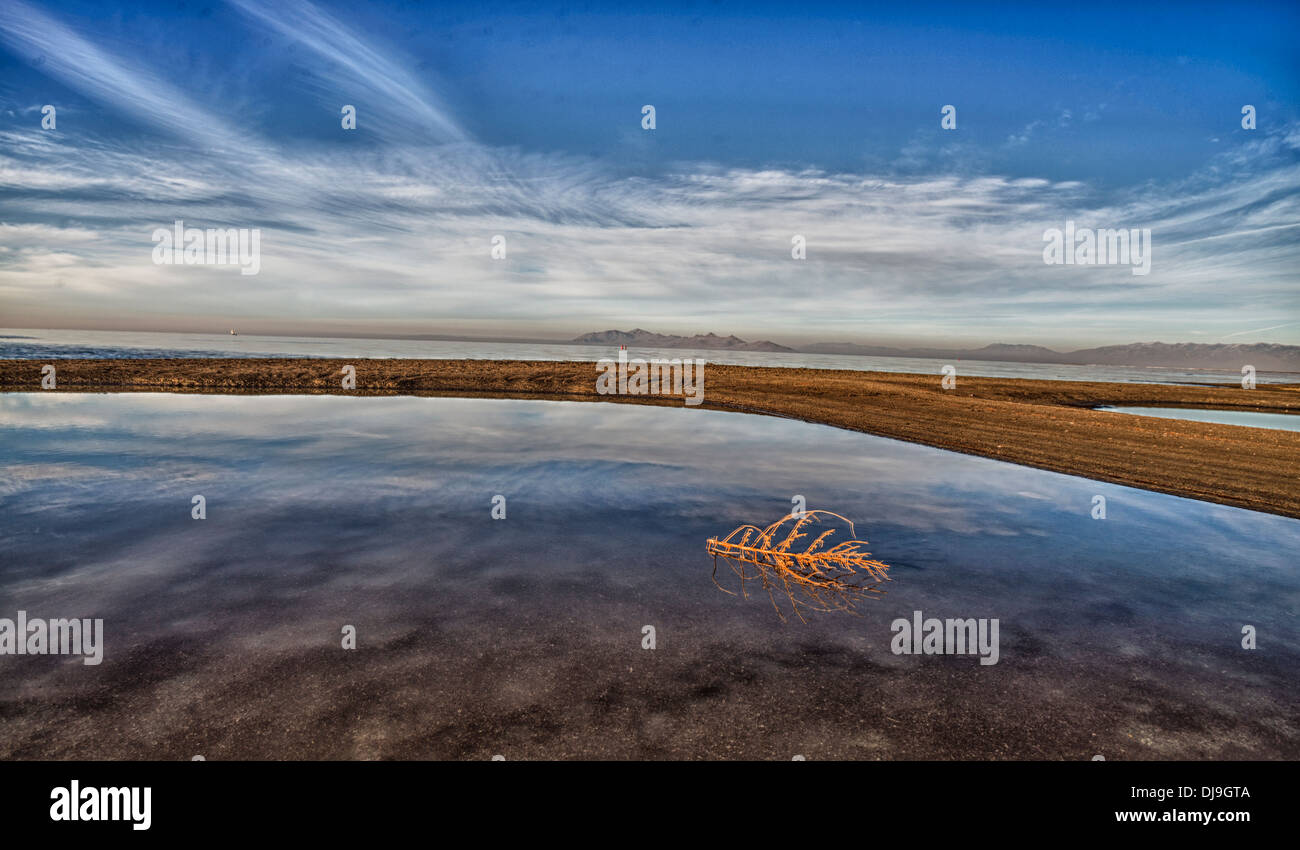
[
  {"xmin": 1, "ymin": 393, "xmax": 1296, "ymax": 759},
  {"xmin": 1098, "ymin": 406, "xmax": 1300, "ymax": 432}
]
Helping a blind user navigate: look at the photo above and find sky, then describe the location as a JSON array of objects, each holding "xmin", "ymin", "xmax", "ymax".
[{"xmin": 0, "ymin": 0, "xmax": 1297, "ymax": 348}]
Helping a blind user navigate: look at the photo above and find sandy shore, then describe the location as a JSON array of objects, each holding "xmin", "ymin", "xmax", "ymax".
[{"xmin": 3, "ymin": 357, "xmax": 1299, "ymax": 518}]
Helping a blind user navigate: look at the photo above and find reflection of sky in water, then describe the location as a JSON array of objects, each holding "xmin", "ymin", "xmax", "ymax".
[
  {"xmin": 1098, "ymin": 406, "xmax": 1300, "ymax": 433},
  {"xmin": 1, "ymin": 393, "xmax": 1296, "ymax": 757}
]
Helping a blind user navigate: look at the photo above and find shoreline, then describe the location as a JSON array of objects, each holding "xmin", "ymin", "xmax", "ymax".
[{"xmin": 3, "ymin": 357, "xmax": 1299, "ymax": 519}]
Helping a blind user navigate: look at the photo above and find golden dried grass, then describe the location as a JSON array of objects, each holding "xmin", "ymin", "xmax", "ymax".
[{"xmin": 706, "ymin": 510, "xmax": 891, "ymax": 622}]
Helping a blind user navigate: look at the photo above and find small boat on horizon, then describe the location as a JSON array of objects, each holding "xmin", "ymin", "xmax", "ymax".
[{"xmin": 229, "ymin": 329, "xmax": 238, "ymax": 335}]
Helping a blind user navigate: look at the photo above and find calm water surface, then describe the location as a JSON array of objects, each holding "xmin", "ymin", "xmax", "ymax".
[
  {"xmin": 0, "ymin": 394, "xmax": 1295, "ymax": 759},
  {"xmin": 1099, "ymin": 406, "xmax": 1300, "ymax": 433},
  {"xmin": 4, "ymin": 327, "xmax": 1294, "ymax": 386}
]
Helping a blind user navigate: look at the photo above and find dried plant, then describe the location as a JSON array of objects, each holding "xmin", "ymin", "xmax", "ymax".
[{"xmin": 706, "ymin": 510, "xmax": 891, "ymax": 622}]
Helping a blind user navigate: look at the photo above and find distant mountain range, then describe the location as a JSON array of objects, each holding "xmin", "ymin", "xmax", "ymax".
[
  {"xmin": 572, "ymin": 330, "xmax": 1300, "ymax": 371},
  {"xmin": 799, "ymin": 341, "xmax": 1300, "ymax": 372},
  {"xmin": 571, "ymin": 328, "xmax": 795, "ymax": 352}
]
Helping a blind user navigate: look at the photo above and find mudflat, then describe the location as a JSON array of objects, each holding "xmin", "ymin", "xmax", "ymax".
[{"xmin": 3, "ymin": 357, "xmax": 1299, "ymax": 518}]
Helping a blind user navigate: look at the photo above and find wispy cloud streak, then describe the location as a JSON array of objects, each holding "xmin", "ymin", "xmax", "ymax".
[
  {"xmin": 229, "ymin": 0, "xmax": 467, "ymax": 144},
  {"xmin": 0, "ymin": 1, "xmax": 1296, "ymax": 346}
]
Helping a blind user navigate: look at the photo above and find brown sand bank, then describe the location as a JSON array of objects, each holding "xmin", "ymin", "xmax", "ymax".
[{"xmin": 3, "ymin": 357, "xmax": 1299, "ymax": 518}]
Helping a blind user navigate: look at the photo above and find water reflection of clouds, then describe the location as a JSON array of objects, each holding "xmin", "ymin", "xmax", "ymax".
[
  {"xmin": 2, "ymin": 393, "xmax": 1296, "ymax": 759},
  {"xmin": 5, "ymin": 394, "xmax": 1300, "ymax": 549}
]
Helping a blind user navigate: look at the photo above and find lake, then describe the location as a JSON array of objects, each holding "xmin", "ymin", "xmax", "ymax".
[
  {"xmin": 1, "ymin": 393, "xmax": 1296, "ymax": 759},
  {"xmin": 4, "ymin": 327, "xmax": 1295, "ymax": 386}
]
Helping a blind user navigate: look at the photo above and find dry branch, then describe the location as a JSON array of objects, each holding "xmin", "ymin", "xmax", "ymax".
[{"xmin": 706, "ymin": 510, "xmax": 892, "ymax": 622}]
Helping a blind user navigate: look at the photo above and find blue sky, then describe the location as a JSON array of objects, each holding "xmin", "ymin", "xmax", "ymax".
[{"xmin": 1, "ymin": 0, "xmax": 1297, "ymax": 347}]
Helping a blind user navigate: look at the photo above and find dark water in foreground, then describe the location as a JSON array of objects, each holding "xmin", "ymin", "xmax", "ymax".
[{"xmin": 0, "ymin": 394, "xmax": 1296, "ymax": 760}]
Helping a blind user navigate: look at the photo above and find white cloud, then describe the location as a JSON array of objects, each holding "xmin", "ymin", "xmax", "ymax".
[{"xmin": 0, "ymin": 0, "xmax": 1297, "ymax": 346}]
